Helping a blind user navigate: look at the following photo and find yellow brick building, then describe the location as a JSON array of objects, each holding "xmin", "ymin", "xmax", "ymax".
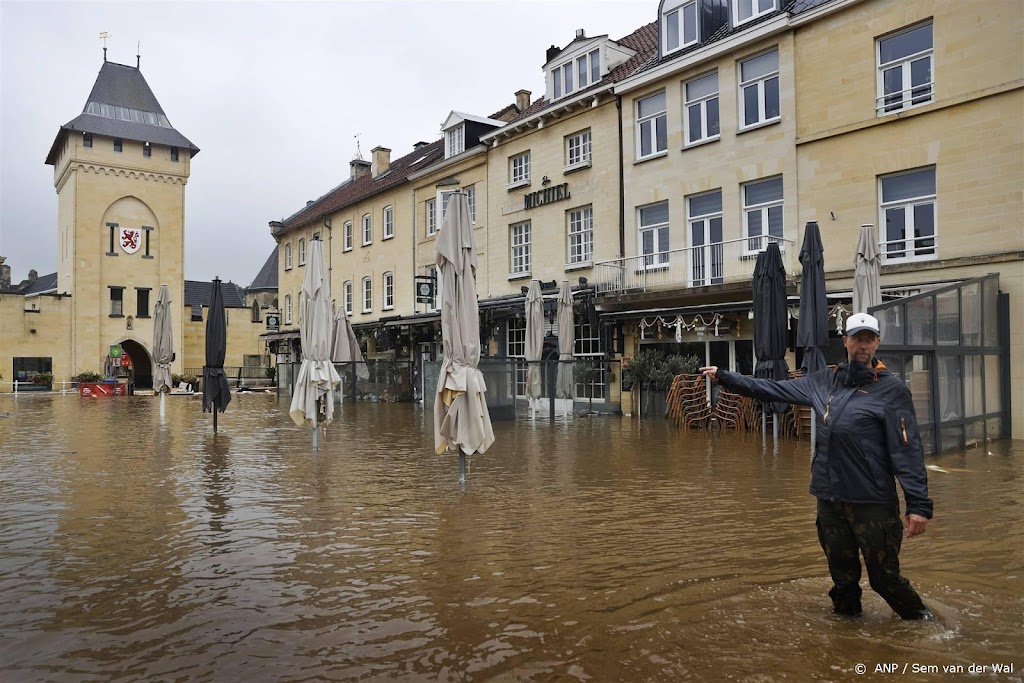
[{"xmin": 1, "ymin": 58, "xmax": 270, "ymax": 391}]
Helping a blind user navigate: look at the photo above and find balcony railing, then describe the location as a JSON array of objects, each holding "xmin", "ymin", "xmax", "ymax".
[{"xmin": 591, "ymin": 235, "xmax": 793, "ymax": 296}]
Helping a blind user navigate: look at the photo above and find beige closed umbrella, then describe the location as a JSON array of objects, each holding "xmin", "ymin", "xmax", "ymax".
[
  {"xmin": 331, "ymin": 301, "xmax": 369, "ymax": 402},
  {"xmin": 152, "ymin": 283, "xmax": 174, "ymax": 421},
  {"xmin": 433, "ymin": 192, "xmax": 494, "ymax": 480},
  {"xmin": 555, "ymin": 280, "xmax": 574, "ymax": 416},
  {"xmin": 289, "ymin": 238, "xmax": 341, "ymax": 450},
  {"xmin": 853, "ymin": 224, "xmax": 882, "ymax": 314},
  {"xmin": 524, "ymin": 279, "xmax": 544, "ymax": 419}
]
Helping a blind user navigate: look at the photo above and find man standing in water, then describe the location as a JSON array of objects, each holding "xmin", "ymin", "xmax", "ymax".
[{"xmin": 700, "ymin": 313, "xmax": 933, "ymax": 619}]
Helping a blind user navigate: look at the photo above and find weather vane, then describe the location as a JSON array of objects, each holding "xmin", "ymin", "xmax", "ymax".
[
  {"xmin": 354, "ymin": 133, "xmax": 363, "ymax": 160},
  {"xmin": 99, "ymin": 31, "xmax": 111, "ymax": 61}
]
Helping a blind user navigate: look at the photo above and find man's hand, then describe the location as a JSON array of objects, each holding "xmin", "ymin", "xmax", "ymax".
[
  {"xmin": 905, "ymin": 514, "xmax": 928, "ymax": 538},
  {"xmin": 700, "ymin": 366, "xmax": 719, "ymax": 381}
]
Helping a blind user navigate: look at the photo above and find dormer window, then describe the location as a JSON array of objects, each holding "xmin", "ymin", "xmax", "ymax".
[
  {"xmin": 663, "ymin": 0, "xmax": 698, "ymax": 55},
  {"xmin": 734, "ymin": 0, "xmax": 777, "ymax": 27},
  {"xmin": 551, "ymin": 48, "xmax": 601, "ymax": 100},
  {"xmin": 445, "ymin": 124, "xmax": 465, "ymax": 158}
]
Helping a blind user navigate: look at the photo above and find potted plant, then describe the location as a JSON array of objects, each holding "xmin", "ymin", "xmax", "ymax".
[
  {"xmin": 573, "ymin": 358, "xmax": 604, "ymax": 415},
  {"xmin": 627, "ymin": 348, "xmax": 662, "ymax": 419},
  {"xmin": 33, "ymin": 372, "xmax": 54, "ymax": 390}
]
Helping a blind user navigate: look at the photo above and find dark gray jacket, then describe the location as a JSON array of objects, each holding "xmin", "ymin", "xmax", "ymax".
[{"xmin": 717, "ymin": 361, "xmax": 933, "ymax": 518}]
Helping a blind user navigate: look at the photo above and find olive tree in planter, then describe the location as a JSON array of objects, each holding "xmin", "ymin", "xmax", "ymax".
[
  {"xmin": 628, "ymin": 349, "xmax": 664, "ymax": 420},
  {"xmin": 573, "ymin": 358, "xmax": 604, "ymax": 415}
]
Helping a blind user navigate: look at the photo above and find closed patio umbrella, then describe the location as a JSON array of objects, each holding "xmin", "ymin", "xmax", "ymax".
[
  {"xmin": 797, "ymin": 222, "xmax": 828, "ymax": 447},
  {"xmin": 853, "ymin": 223, "xmax": 882, "ymax": 314},
  {"xmin": 331, "ymin": 301, "xmax": 369, "ymax": 400},
  {"xmin": 433, "ymin": 192, "xmax": 494, "ymax": 479},
  {"xmin": 289, "ymin": 238, "xmax": 340, "ymax": 450},
  {"xmin": 555, "ymin": 280, "xmax": 574, "ymax": 416},
  {"xmin": 202, "ymin": 277, "xmax": 231, "ymax": 433},
  {"xmin": 753, "ymin": 242, "xmax": 789, "ymax": 438},
  {"xmin": 152, "ymin": 283, "xmax": 174, "ymax": 421},
  {"xmin": 524, "ymin": 279, "xmax": 544, "ymax": 419}
]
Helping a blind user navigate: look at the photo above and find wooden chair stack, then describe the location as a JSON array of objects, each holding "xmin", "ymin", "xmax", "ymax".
[
  {"xmin": 666, "ymin": 374, "xmax": 711, "ymax": 429},
  {"xmin": 710, "ymin": 389, "xmax": 745, "ymax": 429}
]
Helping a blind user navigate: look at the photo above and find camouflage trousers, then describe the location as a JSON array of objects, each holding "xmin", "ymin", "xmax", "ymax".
[{"xmin": 815, "ymin": 500, "xmax": 929, "ymax": 619}]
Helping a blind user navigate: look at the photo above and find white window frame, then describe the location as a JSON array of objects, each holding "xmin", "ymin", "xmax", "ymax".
[
  {"xmin": 742, "ymin": 176, "xmax": 784, "ymax": 255},
  {"xmin": 383, "ymin": 205, "xmax": 394, "ymax": 240},
  {"xmin": 439, "ymin": 190, "xmax": 458, "ymax": 224},
  {"xmin": 552, "ymin": 48, "xmax": 599, "ymax": 101},
  {"xmin": 383, "ymin": 271, "xmax": 394, "ymax": 310},
  {"xmin": 285, "ymin": 294, "xmax": 292, "ymax": 324},
  {"xmin": 426, "ymin": 199, "xmax": 437, "ymax": 236},
  {"xmin": 362, "ymin": 213, "xmax": 372, "ymax": 246},
  {"xmin": 445, "ymin": 124, "xmax": 465, "ymax": 158},
  {"xmin": 465, "ymin": 185, "xmax": 477, "ymax": 224},
  {"xmin": 565, "ymin": 130, "xmax": 592, "ymax": 170},
  {"xmin": 687, "ymin": 189, "xmax": 724, "ymax": 286},
  {"xmin": 878, "ymin": 167, "xmax": 937, "ymax": 263},
  {"xmin": 567, "ymin": 205, "xmax": 594, "ymax": 266},
  {"xmin": 734, "ymin": 0, "xmax": 777, "ymax": 27},
  {"xmin": 506, "ymin": 316, "xmax": 527, "ymax": 398},
  {"xmin": 636, "ymin": 91, "xmax": 668, "ymax": 160},
  {"xmin": 343, "ymin": 221, "xmax": 352, "ymax": 251},
  {"xmin": 509, "ymin": 151, "xmax": 531, "ymax": 188},
  {"xmin": 362, "ymin": 277, "xmax": 372, "ymax": 313},
  {"xmin": 738, "ymin": 49, "xmax": 780, "ymax": 130},
  {"xmin": 510, "ymin": 221, "xmax": 532, "ymax": 277},
  {"xmin": 876, "ymin": 21, "xmax": 934, "ymax": 116},
  {"xmin": 343, "ymin": 281, "xmax": 353, "ymax": 315},
  {"xmin": 574, "ymin": 318, "xmax": 607, "ymax": 402},
  {"xmin": 284, "ymin": 243, "xmax": 292, "ymax": 270},
  {"xmin": 298, "ymin": 238, "xmax": 306, "ymax": 266},
  {"xmin": 683, "ymin": 71, "xmax": 720, "ymax": 146},
  {"xmin": 662, "ymin": 0, "xmax": 699, "ymax": 56},
  {"xmin": 638, "ymin": 201, "xmax": 670, "ymax": 268}
]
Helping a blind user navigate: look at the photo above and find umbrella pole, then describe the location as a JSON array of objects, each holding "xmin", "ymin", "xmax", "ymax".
[
  {"xmin": 213, "ymin": 408, "xmax": 218, "ymax": 433},
  {"xmin": 458, "ymin": 452, "xmax": 466, "ymax": 483},
  {"xmin": 159, "ymin": 391, "xmax": 165, "ymax": 421},
  {"xmin": 773, "ymin": 412, "xmax": 778, "ymax": 441},
  {"xmin": 312, "ymin": 410, "xmax": 319, "ymax": 451}
]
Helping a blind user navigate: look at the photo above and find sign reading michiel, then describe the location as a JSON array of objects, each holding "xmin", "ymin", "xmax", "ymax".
[
  {"xmin": 119, "ymin": 227, "xmax": 142, "ymax": 254},
  {"xmin": 523, "ymin": 183, "xmax": 570, "ymax": 210}
]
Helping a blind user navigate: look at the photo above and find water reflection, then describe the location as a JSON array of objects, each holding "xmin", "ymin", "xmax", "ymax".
[{"xmin": 0, "ymin": 394, "xmax": 1021, "ymax": 681}]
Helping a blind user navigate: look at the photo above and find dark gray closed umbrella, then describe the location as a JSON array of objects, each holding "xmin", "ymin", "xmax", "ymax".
[
  {"xmin": 797, "ymin": 222, "xmax": 828, "ymax": 375},
  {"xmin": 753, "ymin": 242, "xmax": 789, "ymax": 422},
  {"xmin": 797, "ymin": 222, "xmax": 828, "ymax": 448},
  {"xmin": 202, "ymin": 277, "xmax": 231, "ymax": 432}
]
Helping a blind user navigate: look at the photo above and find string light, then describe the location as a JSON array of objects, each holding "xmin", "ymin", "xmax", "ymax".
[{"xmin": 636, "ymin": 313, "xmax": 726, "ymax": 339}]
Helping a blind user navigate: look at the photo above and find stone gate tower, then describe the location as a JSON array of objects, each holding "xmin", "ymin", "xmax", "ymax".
[{"xmin": 45, "ymin": 58, "xmax": 198, "ymax": 385}]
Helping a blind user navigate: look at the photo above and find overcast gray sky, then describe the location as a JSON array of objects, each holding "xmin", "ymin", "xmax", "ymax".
[{"xmin": 1, "ymin": 0, "xmax": 654, "ymax": 286}]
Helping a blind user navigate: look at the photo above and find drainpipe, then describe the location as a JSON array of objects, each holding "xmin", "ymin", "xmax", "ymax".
[
  {"xmin": 616, "ymin": 95, "xmax": 625, "ymax": 259},
  {"xmin": 411, "ymin": 187, "xmax": 418, "ymax": 313},
  {"xmin": 323, "ymin": 215, "xmax": 332, "ymax": 295}
]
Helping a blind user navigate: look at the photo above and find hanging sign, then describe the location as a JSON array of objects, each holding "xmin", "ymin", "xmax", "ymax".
[
  {"xmin": 415, "ymin": 275, "xmax": 435, "ymax": 304},
  {"xmin": 120, "ymin": 227, "xmax": 142, "ymax": 254},
  {"xmin": 109, "ymin": 345, "xmax": 122, "ymax": 358}
]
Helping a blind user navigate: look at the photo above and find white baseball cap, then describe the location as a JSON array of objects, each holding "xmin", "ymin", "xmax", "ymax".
[{"xmin": 845, "ymin": 312, "xmax": 880, "ymax": 336}]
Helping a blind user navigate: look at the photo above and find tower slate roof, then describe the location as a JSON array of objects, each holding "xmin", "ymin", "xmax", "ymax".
[
  {"xmin": 45, "ymin": 61, "xmax": 199, "ymax": 165},
  {"xmin": 248, "ymin": 246, "xmax": 279, "ymax": 292},
  {"xmin": 184, "ymin": 280, "xmax": 248, "ymax": 308}
]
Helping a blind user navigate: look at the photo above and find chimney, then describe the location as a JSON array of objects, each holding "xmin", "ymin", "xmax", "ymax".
[
  {"xmin": 0, "ymin": 256, "xmax": 10, "ymax": 291},
  {"xmin": 413, "ymin": 141, "xmax": 429, "ymax": 150},
  {"xmin": 306, "ymin": 200, "xmax": 315, "ymax": 207},
  {"xmin": 546, "ymin": 44, "xmax": 561, "ymax": 64},
  {"xmin": 515, "ymin": 89, "xmax": 532, "ymax": 112},
  {"xmin": 371, "ymin": 146, "xmax": 391, "ymax": 177},
  {"xmin": 350, "ymin": 158, "xmax": 371, "ymax": 180},
  {"xmin": 575, "ymin": 28, "xmax": 586, "ymax": 39}
]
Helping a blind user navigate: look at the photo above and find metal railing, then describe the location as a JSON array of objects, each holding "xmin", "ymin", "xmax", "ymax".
[
  {"xmin": 591, "ymin": 235, "xmax": 793, "ymax": 296},
  {"xmin": 184, "ymin": 366, "xmax": 276, "ymax": 390},
  {"xmin": 875, "ymin": 81, "xmax": 934, "ymax": 114}
]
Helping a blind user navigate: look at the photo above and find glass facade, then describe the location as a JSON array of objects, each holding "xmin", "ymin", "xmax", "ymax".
[{"xmin": 872, "ymin": 274, "xmax": 1008, "ymax": 454}]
